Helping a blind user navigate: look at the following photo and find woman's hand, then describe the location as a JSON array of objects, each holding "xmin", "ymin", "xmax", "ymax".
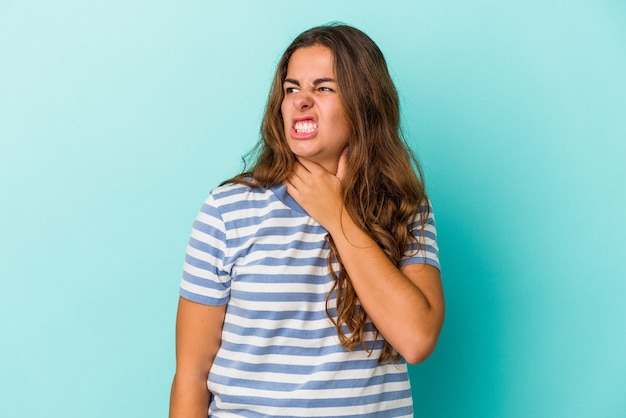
[{"xmin": 283, "ymin": 147, "xmax": 349, "ymax": 233}]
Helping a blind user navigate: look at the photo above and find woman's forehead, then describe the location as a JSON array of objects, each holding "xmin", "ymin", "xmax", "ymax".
[{"xmin": 284, "ymin": 45, "xmax": 335, "ymax": 81}]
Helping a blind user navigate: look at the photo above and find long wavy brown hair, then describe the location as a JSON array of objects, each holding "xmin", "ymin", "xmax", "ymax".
[{"xmin": 227, "ymin": 24, "xmax": 429, "ymax": 363}]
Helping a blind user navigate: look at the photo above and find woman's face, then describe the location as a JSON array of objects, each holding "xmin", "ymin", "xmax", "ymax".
[{"xmin": 281, "ymin": 45, "xmax": 351, "ymax": 174}]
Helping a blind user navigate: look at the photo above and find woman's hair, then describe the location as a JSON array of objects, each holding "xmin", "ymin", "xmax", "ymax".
[{"xmin": 228, "ymin": 24, "xmax": 429, "ymax": 363}]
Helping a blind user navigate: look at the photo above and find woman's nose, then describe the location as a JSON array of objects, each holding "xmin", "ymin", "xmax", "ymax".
[{"xmin": 293, "ymin": 92, "xmax": 313, "ymax": 111}]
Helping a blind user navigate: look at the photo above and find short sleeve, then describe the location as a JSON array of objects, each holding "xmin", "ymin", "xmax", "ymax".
[
  {"xmin": 179, "ymin": 193, "xmax": 231, "ymax": 306},
  {"xmin": 399, "ymin": 203, "xmax": 440, "ymax": 270}
]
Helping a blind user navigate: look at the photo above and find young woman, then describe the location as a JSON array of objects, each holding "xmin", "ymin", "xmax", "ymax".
[{"xmin": 170, "ymin": 24, "xmax": 444, "ymax": 417}]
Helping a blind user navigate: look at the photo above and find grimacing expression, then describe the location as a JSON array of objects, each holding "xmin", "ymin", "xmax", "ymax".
[{"xmin": 281, "ymin": 45, "xmax": 351, "ymax": 174}]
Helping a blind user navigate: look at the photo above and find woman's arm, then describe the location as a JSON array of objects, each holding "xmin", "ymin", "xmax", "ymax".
[
  {"xmin": 284, "ymin": 156, "xmax": 445, "ymax": 364},
  {"xmin": 169, "ymin": 297, "xmax": 226, "ymax": 418},
  {"xmin": 324, "ymin": 217, "xmax": 444, "ymax": 364}
]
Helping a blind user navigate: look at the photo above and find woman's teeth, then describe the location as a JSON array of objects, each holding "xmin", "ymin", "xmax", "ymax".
[{"xmin": 294, "ymin": 121, "xmax": 317, "ymax": 133}]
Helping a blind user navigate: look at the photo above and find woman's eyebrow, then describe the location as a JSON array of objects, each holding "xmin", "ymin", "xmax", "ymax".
[
  {"xmin": 313, "ymin": 78, "xmax": 336, "ymax": 85},
  {"xmin": 283, "ymin": 78, "xmax": 336, "ymax": 86}
]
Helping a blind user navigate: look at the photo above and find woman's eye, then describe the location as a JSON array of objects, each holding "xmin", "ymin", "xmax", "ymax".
[
  {"xmin": 285, "ymin": 87, "xmax": 298, "ymax": 94},
  {"xmin": 318, "ymin": 87, "xmax": 334, "ymax": 92}
]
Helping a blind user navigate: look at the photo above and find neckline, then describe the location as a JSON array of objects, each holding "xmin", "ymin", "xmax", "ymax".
[{"xmin": 269, "ymin": 183, "xmax": 308, "ymax": 214}]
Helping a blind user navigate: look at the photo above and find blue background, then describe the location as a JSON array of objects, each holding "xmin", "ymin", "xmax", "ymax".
[{"xmin": 1, "ymin": 1, "xmax": 625, "ymax": 416}]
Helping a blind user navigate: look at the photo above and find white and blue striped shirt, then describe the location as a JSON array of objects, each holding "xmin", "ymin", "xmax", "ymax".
[{"xmin": 180, "ymin": 182, "xmax": 439, "ymax": 417}]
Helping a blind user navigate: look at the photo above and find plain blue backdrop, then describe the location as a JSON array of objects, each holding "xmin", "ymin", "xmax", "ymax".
[{"xmin": 1, "ymin": 1, "xmax": 625, "ymax": 417}]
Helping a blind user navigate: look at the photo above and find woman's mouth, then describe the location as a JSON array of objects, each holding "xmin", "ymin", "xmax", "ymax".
[{"xmin": 294, "ymin": 120, "xmax": 318, "ymax": 134}]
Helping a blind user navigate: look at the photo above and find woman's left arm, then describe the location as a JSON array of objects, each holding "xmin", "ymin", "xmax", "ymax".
[{"xmin": 284, "ymin": 156, "xmax": 445, "ymax": 364}]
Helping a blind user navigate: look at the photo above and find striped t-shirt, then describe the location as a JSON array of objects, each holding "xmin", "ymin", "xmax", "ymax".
[{"xmin": 180, "ymin": 182, "xmax": 440, "ymax": 417}]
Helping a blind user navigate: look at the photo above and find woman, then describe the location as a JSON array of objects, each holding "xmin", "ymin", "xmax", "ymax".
[{"xmin": 170, "ymin": 24, "xmax": 444, "ymax": 417}]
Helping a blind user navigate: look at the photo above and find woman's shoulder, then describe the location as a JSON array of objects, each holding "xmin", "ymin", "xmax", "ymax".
[{"xmin": 206, "ymin": 181, "xmax": 275, "ymax": 208}]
